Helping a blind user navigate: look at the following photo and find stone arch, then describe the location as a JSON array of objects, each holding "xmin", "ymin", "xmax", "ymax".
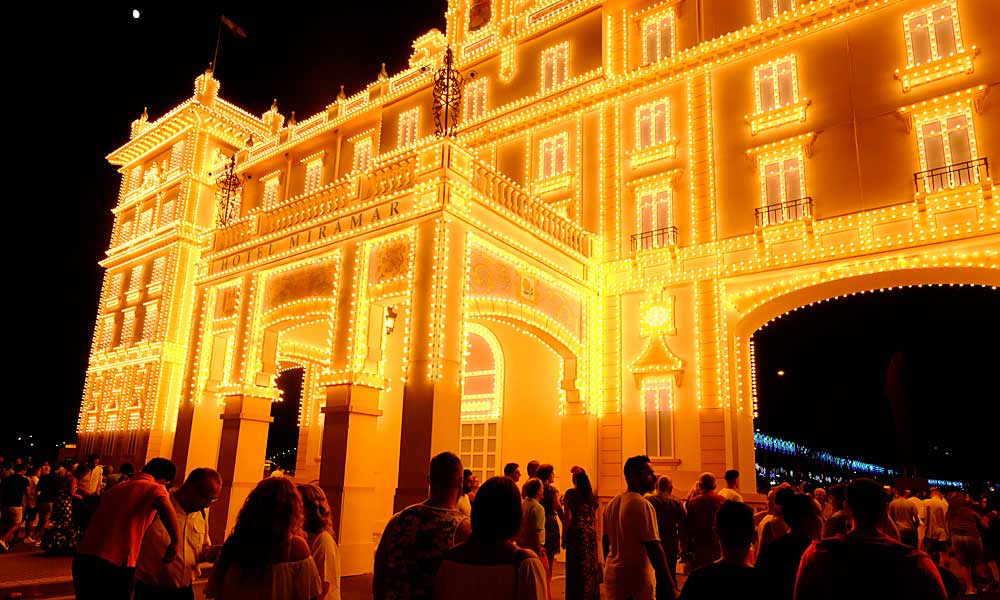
[
  {"xmin": 464, "ymin": 296, "xmax": 583, "ymax": 406},
  {"xmin": 725, "ymin": 264, "xmax": 999, "ymax": 484}
]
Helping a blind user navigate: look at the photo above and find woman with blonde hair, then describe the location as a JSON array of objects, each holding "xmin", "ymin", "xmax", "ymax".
[
  {"xmin": 298, "ymin": 483, "xmax": 341, "ymax": 600},
  {"xmin": 206, "ymin": 477, "xmax": 321, "ymax": 599}
]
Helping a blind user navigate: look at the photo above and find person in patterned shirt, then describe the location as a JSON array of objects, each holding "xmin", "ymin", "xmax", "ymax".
[{"xmin": 373, "ymin": 452, "xmax": 472, "ymax": 600}]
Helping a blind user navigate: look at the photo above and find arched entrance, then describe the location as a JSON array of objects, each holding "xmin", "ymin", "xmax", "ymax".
[
  {"xmin": 726, "ymin": 265, "xmax": 1000, "ymax": 492},
  {"xmin": 750, "ymin": 284, "xmax": 998, "ymax": 489}
]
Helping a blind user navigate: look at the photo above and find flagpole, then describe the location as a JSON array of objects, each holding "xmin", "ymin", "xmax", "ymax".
[{"xmin": 211, "ymin": 17, "xmax": 223, "ymax": 73}]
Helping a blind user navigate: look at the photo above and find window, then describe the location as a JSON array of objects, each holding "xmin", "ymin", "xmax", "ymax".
[
  {"xmin": 137, "ymin": 207, "xmax": 154, "ymax": 237},
  {"xmin": 125, "ymin": 411, "xmax": 141, "ymax": 456},
  {"xmin": 759, "ymin": 153, "xmax": 806, "ymax": 224},
  {"xmin": 398, "ymin": 108, "xmax": 420, "ymax": 148},
  {"xmin": 539, "ymin": 133, "xmax": 568, "ymax": 180},
  {"xmin": 118, "ymin": 218, "xmax": 134, "ymax": 245},
  {"xmin": 168, "ymin": 140, "xmax": 185, "ymax": 172},
  {"xmin": 106, "ymin": 272, "xmax": 124, "ymax": 302},
  {"xmin": 128, "ymin": 166, "xmax": 143, "ymax": 194},
  {"xmin": 261, "ymin": 175, "xmax": 281, "ymax": 210},
  {"xmin": 468, "ymin": 0, "xmax": 492, "ymax": 31},
  {"xmin": 159, "ymin": 198, "xmax": 176, "ymax": 226},
  {"xmin": 643, "ymin": 378, "xmax": 674, "ymax": 457},
  {"xmin": 98, "ymin": 315, "xmax": 116, "ymax": 351},
  {"xmin": 150, "ymin": 256, "xmax": 166, "ymax": 287},
  {"xmin": 127, "ymin": 264, "xmax": 144, "ymax": 294},
  {"xmin": 637, "ymin": 186, "xmax": 673, "ymax": 248},
  {"xmin": 905, "ymin": 2, "xmax": 962, "ymax": 66},
  {"xmin": 141, "ymin": 301, "xmax": 159, "ymax": 341},
  {"xmin": 303, "ymin": 158, "xmax": 323, "ymax": 194},
  {"xmin": 917, "ymin": 111, "xmax": 978, "ymax": 190},
  {"xmin": 460, "ymin": 326, "xmax": 503, "ymax": 482},
  {"xmin": 758, "ymin": 0, "xmax": 794, "ymax": 21},
  {"xmin": 541, "ymin": 42, "xmax": 569, "ymax": 92},
  {"xmin": 352, "ymin": 137, "xmax": 373, "ymax": 172},
  {"xmin": 463, "ymin": 77, "xmax": 489, "ymax": 122},
  {"xmin": 637, "ymin": 99, "xmax": 670, "ymax": 150},
  {"xmin": 642, "ymin": 12, "xmax": 675, "ymax": 65},
  {"xmin": 121, "ymin": 308, "xmax": 136, "ymax": 347},
  {"xmin": 755, "ymin": 56, "xmax": 798, "ymax": 114}
]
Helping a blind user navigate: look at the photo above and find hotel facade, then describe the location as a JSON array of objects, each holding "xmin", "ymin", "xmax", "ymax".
[{"xmin": 81, "ymin": 0, "xmax": 998, "ymax": 573}]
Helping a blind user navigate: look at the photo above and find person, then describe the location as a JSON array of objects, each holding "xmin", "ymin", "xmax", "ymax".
[
  {"xmin": 41, "ymin": 461, "xmax": 81, "ymax": 555},
  {"xmin": 822, "ymin": 483, "xmax": 851, "ymax": 538},
  {"xmin": 78, "ymin": 453, "xmax": 104, "ymax": 497},
  {"xmin": 504, "ymin": 463, "xmax": 521, "ymax": 484},
  {"xmin": 795, "ymin": 478, "xmax": 947, "ymax": 600},
  {"xmin": 889, "ymin": 487, "xmax": 920, "ymax": 547},
  {"xmin": 457, "ymin": 469, "xmax": 474, "ymax": 517},
  {"xmin": 434, "ymin": 477, "xmax": 547, "ymax": 600},
  {"xmin": 645, "ymin": 475, "xmax": 686, "ymax": 583},
  {"xmin": 757, "ymin": 485, "xmax": 794, "ymax": 553},
  {"xmin": 813, "ymin": 487, "xmax": 831, "ymax": 520},
  {"xmin": 906, "ymin": 489, "xmax": 925, "ymax": 548},
  {"xmin": 205, "ymin": 477, "xmax": 321, "ymax": 600},
  {"xmin": 526, "ymin": 461, "xmax": 540, "ymax": 480},
  {"xmin": 298, "ymin": 483, "xmax": 341, "ymax": 600},
  {"xmin": 73, "ymin": 458, "xmax": 181, "ymax": 600},
  {"xmin": 678, "ymin": 500, "xmax": 760, "ymax": 600},
  {"xmin": 0, "ymin": 462, "xmax": 30, "ymax": 551},
  {"xmin": 754, "ymin": 493, "xmax": 822, "ymax": 600},
  {"xmin": 34, "ymin": 462, "xmax": 58, "ymax": 546},
  {"xmin": 947, "ymin": 491, "xmax": 987, "ymax": 595},
  {"xmin": 921, "ymin": 487, "xmax": 949, "ymax": 562},
  {"xmin": 135, "ymin": 468, "xmax": 222, "ymax": 600},
  {"xmin": 683, "ymin": 472, "xmax": 727, "ymax": 572},
  {"xmin": 71, "ymin": 463, "xmax": 93, "ymax": 531},
  {"xmin": 22, "ymin": 465, "xmax": 40, "ymax": 545},
  {"xmin": 515, "ymin": 478, "xmax": 547, "ymax": 572},
  {"xmin": 535, "ymin": 464, "xmax": 566, "ymax": 588},
  {"xmin": 563, "ymin": 468, "xmax": 601, "ymax": 600},
  {"xmin": 602, "ymin": 455, "xmax": 673, "ymax": 600},
  {"xmin": 373, "ymin": 451, "xmax": 471, "ymax": 600},
  {"xmin": 718, "ymin": 470, "xmax": 743, "ymax": 503}
]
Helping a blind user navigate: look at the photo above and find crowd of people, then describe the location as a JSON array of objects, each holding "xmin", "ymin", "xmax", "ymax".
[{"xmin": 1, "ymin": 451, "xmax": 998, "ymax": 600}]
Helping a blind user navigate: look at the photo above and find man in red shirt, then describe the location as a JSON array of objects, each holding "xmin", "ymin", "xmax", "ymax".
[
  {"xmin": 73, "ymin": 457, "xmax": 181, "ymax": 600},
  {"xmin": 795, "ymin": 478, "xmax": 947, "ymax": 600},
  {"xmin": 683, "ymin": 472, "xmax": 727, "ymax": 572}
]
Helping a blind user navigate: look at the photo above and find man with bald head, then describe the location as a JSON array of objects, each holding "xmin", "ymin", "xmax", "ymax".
[{"xmin": 135, "ymin": 468, "xmax": 222, "ymax": 600}]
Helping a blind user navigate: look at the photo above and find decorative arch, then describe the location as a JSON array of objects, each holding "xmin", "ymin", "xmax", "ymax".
[{"xmin": 725, "ymin": 263, "xmax": 1000, "ymax": 478}]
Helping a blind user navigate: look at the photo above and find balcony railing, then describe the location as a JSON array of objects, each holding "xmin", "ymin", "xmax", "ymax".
[
  {"xmin": 755, "ymin": 197, "xmax": 813, "ymax": 228},
  {"xmin": 631, "ymin": 226, "xmax": 678, "ymax": 253},
  {"xmin": 913, "ymin": 157, "xmax": 989, "ymax": 195}
]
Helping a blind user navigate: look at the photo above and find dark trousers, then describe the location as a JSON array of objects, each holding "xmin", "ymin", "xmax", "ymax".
[
  {"xmin": 666, "ymin": 552, "xmax": 679, "ymax": 583},
  {"xmin": 72, "ymin": 553, "xmax": 136, "ymax": 600},
  {"xmin": 133, "ymin": 580, "xmax": 196, "ymax": 600}
]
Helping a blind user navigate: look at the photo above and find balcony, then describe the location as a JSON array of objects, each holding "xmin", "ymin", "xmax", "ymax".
[
  {"xmin": 755, "ymin": 197, "xmax": 812, "ymax": 228},
  {"xmin": 913, "ymin": 157, "xmax": 989, "ymax": 195},
  {"xmin": 631, "ymin": 226, "xmax": 677, "ymax": 253}
]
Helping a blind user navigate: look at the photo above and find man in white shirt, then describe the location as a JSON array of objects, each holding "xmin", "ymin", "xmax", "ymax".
[
  {"xmin": 134, "ymin": 468, "xmax": 222, "ymax": 600},
  {"xmin": 78, "ymin": 454, "xmax": 104, "ymax": 497},
  {"xmin": 718, "ymin": 469, "xmax": 743, "ymax": 503},
  {"xmin": 603, "ymin": 455, "xmax": 674, "ymax": 600},
  {"xmin": 921, "ymin": 487, "xmax": 949, "ymax": 562}
]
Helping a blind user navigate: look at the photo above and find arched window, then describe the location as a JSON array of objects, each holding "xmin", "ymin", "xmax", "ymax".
[{"xmin": 460, "ymin": 324, "xmax": 503, "ymax": 481}]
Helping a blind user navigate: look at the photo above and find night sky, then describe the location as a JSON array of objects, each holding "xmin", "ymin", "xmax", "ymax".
[{"xmin": 4, "ymin": 6, "xmax": 997, "ymax": 483}]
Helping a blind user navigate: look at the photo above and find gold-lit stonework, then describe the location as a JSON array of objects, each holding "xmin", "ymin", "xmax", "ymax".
[{"xmin": 81, "ymin": 0, "xmax": 999, "ymax": 575}]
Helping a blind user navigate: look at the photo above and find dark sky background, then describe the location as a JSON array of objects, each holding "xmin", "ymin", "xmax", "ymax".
[
  {"xmin": 2, "ymin": 6, "xmax": 997, "ymax": 484},
  {"xmin": 755, "ymin": 285, "xmax": 1000, "ymax": 484}
]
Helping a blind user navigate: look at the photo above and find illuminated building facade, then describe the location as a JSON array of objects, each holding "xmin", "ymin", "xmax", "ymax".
[{"xmin": 81, "ymin": 0, "xmax": 998, "ymax": 572}]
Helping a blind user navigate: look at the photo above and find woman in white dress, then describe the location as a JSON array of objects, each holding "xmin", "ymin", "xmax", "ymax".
[
  {"xmin": 206, "ymin": 477, "xmax": 321, "ymax": 600},
  {"xmin": 298, "ymin": 483, "xmax": 341, "ymax": 600},
  {"xmin": 435, "ymin": 477, "xmax": 547, "ymax": 600}
]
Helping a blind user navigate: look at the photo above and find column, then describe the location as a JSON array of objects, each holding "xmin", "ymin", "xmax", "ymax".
[
  {"xmin": 318, "ymin": 383, "xmax": 382, "ymax": 576},
  {"xmin": 393, "ymin": 219, "xmax": 467, "ymax": 511},
  {"xmin": 209, "ymin": 390, "xmax": 275, "ymax": 542}
]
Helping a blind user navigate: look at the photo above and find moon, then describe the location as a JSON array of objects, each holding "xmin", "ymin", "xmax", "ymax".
[{"xmin": 132, "ymin": 9, "xmax": 140, "ymax": 18}]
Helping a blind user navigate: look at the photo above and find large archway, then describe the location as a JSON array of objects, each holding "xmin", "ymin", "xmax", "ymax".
[{"xmin": 726, "ymin": 266, "xmax": 999, "ymax": 492}]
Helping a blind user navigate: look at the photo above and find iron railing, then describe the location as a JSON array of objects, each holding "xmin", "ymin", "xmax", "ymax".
[
  {"xmin": 913, "ymin": 157, "xmax": 989, "ymax": 195},
  {"xmin": 755, "ymin": 197, "xmax": 813, "ymax": 228},
  {"xmin": 631, "ymin": 226, "xmax": 678, "ymax": 252}
]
